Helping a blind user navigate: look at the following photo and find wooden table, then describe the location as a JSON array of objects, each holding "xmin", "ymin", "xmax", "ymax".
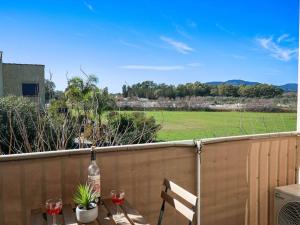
[{"xmin": 31, "ymin": 199, "xmax": 150, "ymax": 225}]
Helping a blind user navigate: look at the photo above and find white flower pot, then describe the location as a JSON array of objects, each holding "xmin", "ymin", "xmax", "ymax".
[{"xmin": 76, "ymin": 203, "xmax": 98, "ymax": 223}]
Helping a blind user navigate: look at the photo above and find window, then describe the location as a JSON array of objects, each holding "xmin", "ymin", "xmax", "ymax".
[{"xmin": 22, "ymin": 83, "xmax": 39, "ymax": 96}]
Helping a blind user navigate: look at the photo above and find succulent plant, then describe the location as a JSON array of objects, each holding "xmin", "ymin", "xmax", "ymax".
[{"xmin": 73, "ymin": 184, "xmax": 97, "ymax": 209}]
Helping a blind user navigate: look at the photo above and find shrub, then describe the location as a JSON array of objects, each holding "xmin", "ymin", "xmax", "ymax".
[
  {"xmin": 0, "ymin": 96, "xmax": 37, "ymax": 154},
  {"xmin": 0, "ymin": 96, "xmax": 161, "ymax": 154},
  {"xmin": 106, "ymin": 112, "xmax": 161, "ymax": 145},
  {"xmin": 0, "ymin": 96, "xmax": 79, "ymax": 154}
]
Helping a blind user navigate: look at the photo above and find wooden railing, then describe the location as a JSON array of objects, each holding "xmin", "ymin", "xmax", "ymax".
[{"xmin": 0, "ymin": 132, "xmax": 299, "ymax": 225}]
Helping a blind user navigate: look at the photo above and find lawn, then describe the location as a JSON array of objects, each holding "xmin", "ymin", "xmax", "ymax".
[{"xmin": 141, "ymin": 111, "xmax": 296, "ymax": 141}]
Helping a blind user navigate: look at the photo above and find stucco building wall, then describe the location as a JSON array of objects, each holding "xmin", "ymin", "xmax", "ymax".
[{"xmin": 2, "ymin": 63, "xmax": 45, "ymax": 105}]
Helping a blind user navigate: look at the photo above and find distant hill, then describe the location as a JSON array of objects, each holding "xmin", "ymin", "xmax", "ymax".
[
  {"xmin": 206, "ymin": 79, "xmax": 259, "ymax": 86},
  {"xmin": 279, "ymin": 83, "xmax": 298, "ymax": 92},
  {"xmin": 205, "ymin": 79, "xmax": 297, "ymax": 92}
]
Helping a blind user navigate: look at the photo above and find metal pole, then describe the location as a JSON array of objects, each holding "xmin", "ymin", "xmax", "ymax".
[
  {"xmin": 297, "ymin": 3, "xmax": 300, "ymax": 182},
  {"xmin": 196, "ymin": 140, "xmax": 202, "ymax": 225},
  {"xmin": 297, "ymin": 4, "xmax": 300, "ymax": 132}
]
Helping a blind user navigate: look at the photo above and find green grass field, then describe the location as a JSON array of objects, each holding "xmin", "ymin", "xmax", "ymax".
[{"xmin": 141, "ymin": 111, "xmax": 296, "ymax": 141}]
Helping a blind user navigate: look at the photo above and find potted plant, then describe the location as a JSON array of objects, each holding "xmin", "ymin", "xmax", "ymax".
[{"xmin": 74, "ymin": 184, "xmax": 98, "ymax": 223}]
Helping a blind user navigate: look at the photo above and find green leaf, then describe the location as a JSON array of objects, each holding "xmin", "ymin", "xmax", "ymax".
[{"xmin": 73, "ymin": 183, "xmax": 96, "ymax": 209}]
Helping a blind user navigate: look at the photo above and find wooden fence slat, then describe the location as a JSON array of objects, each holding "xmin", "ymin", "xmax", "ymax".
[
  {"xmin": 268, "ymin": 140, "xmax": 280, "ymax": 225},
  {"xmin": 287, "ymin": 138, "xmax": 296, "ymax": 184},
  {"xmin": 259, "ymin": 141, "xmax": 270, "ymax": 225},
  {"xmin": 278, "ymin": 139, "xmax": 288, "ymax": 186},
  {"xmin": 249, "ymin": 142, "xmax": 260, "ymax": 225}
]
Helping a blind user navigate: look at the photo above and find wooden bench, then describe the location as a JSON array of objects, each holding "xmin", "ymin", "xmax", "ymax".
[{"xmin": 31, "ymin": 198, "xmax": 150, "ymax": 225}]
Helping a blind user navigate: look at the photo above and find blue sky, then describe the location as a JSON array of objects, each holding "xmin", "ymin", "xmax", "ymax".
[{"xmin": 0, "ymin": 0, "xmax": 298, "ymax": 93}]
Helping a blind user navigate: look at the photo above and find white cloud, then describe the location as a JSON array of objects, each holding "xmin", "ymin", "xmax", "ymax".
[
  {"xmin": 121, "ymin": 65, "xmax": 184, "ymax": 71},
  {"xmin": 256, "ymin": 36, "xmax": 298, "ymax": 61},
  {"xmin": 160, "ymin": 36, "xmax": 194, "ymax": 54},
  {"xmin": 174, "ymin": 24, "xmax": 191, "ymax": 39},
  {"xmin": 216, "ymin": 23, "xmax": 234, "ymax": 35},
  {"xmin": 277, "ymin": 33, "xmax": 295, "ymax": 43},
  {"xmin": 277, "ymin": 34, "xmax": 289, "ymax": 43},
  {"xmin": 119, "ymin": 40, "xmax": 141, "ymax": 49},
  {"xmin": 84, "ymin": 1, "xmax": 94, "ymax": 12}
]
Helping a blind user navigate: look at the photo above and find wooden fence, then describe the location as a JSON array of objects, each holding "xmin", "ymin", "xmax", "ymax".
[
  {"xmin": 200, "ymin": 133, "xmax": 300, "ymax": 225},
  {"xmin": 0, "ymin": 132, "xmax": 299, "ymax": 225}
]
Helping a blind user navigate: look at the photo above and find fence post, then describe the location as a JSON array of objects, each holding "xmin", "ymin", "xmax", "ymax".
[
  {"xmin": 196, "ymin": 140, "xmax": 202, "ymax": 225},
  {"xmin": 297, "ymin": 9, "xmax": 300, "ymax": 132}
]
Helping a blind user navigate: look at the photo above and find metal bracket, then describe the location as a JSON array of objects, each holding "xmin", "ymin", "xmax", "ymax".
[{"xmin": 195, "ymin": 140, "xmax": 203, "ymax": 155}]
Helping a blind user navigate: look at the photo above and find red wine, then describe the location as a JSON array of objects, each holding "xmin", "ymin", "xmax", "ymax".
[
  {"xmin": 112, "ymin": 196, "xmax": 125, "ymax": 205},
  {"xmin": 45, "ymin": 198, "xmax": 62, "ymax": 216},
  {"xmin": 47, "ymin": 206, "xmax": 62, "ymax": 215}
]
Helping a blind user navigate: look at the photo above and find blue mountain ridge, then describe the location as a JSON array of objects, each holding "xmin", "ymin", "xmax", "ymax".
[{"xmin": 205, "ymin": 79, "xmax": 297, "ymax": 92}]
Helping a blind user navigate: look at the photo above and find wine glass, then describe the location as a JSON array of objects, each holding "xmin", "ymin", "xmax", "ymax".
[
  {"xmin": 45, "ymin": 198, "xmax": 62, "ymax": 225},
  {"xmin": 111, "ymin": 190, "xmax": 125, "ymax": 219}
]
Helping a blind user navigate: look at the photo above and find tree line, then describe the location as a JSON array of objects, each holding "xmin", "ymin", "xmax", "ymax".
[{"xmin": 122, "ymin": 81, "xmax": 284, "ymax": 99}]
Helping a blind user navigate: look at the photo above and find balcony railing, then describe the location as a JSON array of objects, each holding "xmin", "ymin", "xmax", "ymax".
[{"xmin": 0, "ymin": 131, "xmax": 298, "ymax": 225}]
